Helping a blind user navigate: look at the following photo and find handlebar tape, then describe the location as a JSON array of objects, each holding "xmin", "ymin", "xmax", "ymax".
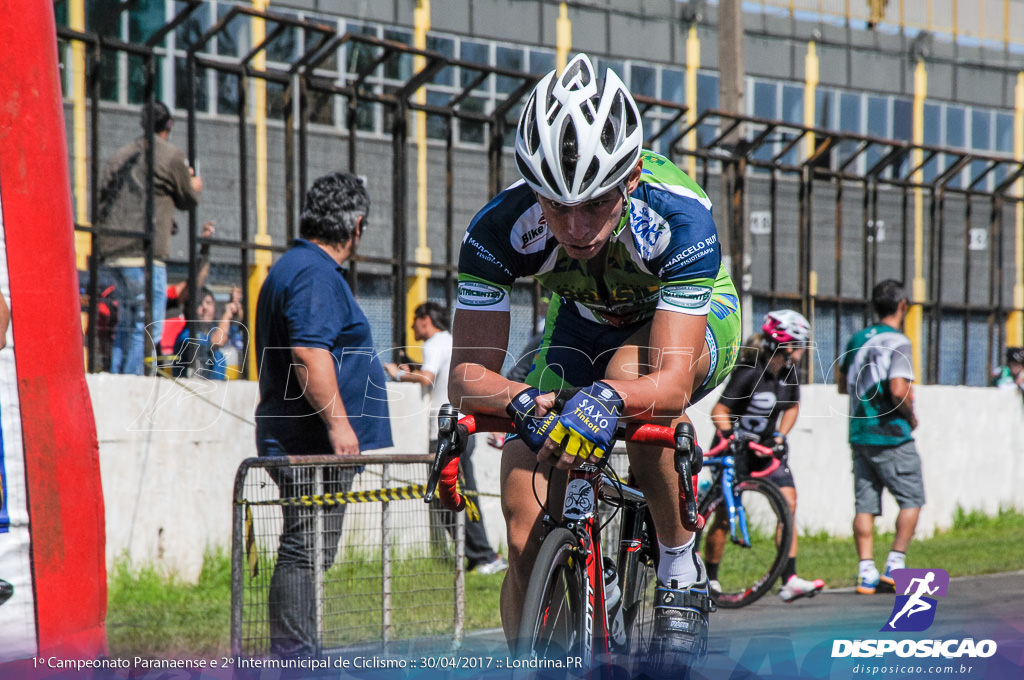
[{"xmin": 436, "ymin": 455, "xmax": 465, "ymax": 512}]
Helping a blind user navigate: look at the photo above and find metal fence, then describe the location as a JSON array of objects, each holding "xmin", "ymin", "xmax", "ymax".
[
  {"xmin": 59, "ymin": 3, "xmax": 1023, "ymax": 385},
  {"xmin": 230, "ymin": 454, "xmax": 466, "ymax": 656}
]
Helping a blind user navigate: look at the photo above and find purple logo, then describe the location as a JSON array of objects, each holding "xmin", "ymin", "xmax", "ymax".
[{"xmin": 881, "ymin": 568, "xmax": 950, "ymax": 632}]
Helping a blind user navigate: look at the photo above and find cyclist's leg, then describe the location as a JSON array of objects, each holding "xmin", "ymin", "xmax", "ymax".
[{"xmin": 499, "ymin": 438, "xmax": 550, "ymax": 643}]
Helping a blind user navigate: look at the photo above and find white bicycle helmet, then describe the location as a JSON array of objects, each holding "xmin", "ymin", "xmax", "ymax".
[
  {"xmin": 514, "ymin": 53, "xmax": 643, "ymax": 205},
  {"xmin": 762, "ymin": 309, "xmax": 811, "ymax": 345}
]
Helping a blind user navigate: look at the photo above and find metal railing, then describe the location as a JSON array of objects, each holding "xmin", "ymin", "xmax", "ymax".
[
  {"xmin": 58, "ymin": 5, "xmax": 1022, "ymax": 384},
  {"xmin": 230, "ymin": 454, "xmax": 466, "ymax": 656}
]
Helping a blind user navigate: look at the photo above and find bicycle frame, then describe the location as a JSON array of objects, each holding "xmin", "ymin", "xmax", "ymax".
[
  {"xmin": 425, "ymin": 403, "xmax": 704, "ymax": 664},
  {"xmin": 701, "ymin": 435, "xmax": 779, "ymax": 548}
]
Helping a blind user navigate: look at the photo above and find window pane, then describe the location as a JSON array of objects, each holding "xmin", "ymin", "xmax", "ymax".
[
  {"xmin": 426, "ymin": 90, "xmax": 450, "ymax": 140},
  {"xmin": 175, "ymin": 1, "xmax": 210, "ymax": 52},
  {"xmin": 306, "ymin": 27, "xmax": 339, "ymax": 72},
  {"xmin": 630, "ymin": 64, "xmax": 656, "ymax": 98},
  {"xmin": 460, "ymin": 40, "xmax": 490, "ymax": 90},
  {"xmin": 427, "ymin": 35, "xmax": 455, "ymax": 86},
  {"xmin": 217, "ymin": 71, "xmax": 240, "ymax": 116},
  {"xmin": 971, "ymin": 109, "xmax": 991, "ymax": 150},
  {"xmin": 87, "ymin": 0, "xmax": 122, "ymax": 38},
  {"xmin": 216, "ymin": 4, "xmax": 247, "ymax": 57},
  {"xmin": 892, "ymin": 98, "xmax": 912, "ymax": 141},
  {"xmin": 662, "ymin": 68, "xmax": 684, "ymax": 104},
  {"xmin": 496, "ymin": 45, "xmax": 525, "ymax": 94},
  {"xmin": 597, "ymin": 58, "xmax": 625, "ymax": 80},
  {"xmin": 267, "ymin": 18, "xmax": 298, "ymax": 64},
  {"xmin": 99, "ymin": 48, "xmax": 119, "ymax": 102},
  {"xmin": 945, "ymin": 106, "xmax": 965, "ymax": 147},
  {"xmin": 752, "ymin": 80, "xmax": 776, "ymax": 119},
  {"xmin": 815, "ymin": 89, "xmax": 833, "ymax": 128},
  {"xmin": 128, "ymin": 0, "xmax": 165, "ymax": 45},
  {"xmin": 458, "ymin": 96, "xmax": 486, "ymax": 145},
  {"xmin": 175, "ymin": 56, "xmax": 209, "ymax": 112},
  {"xmin": 347, "ymin": 25, "xmax": 381, "ymax": 80},
  {"xmin": 696, "ymin": 72, "xmax": 718, "ymax": 112},
  {"xmin": 781, "ymin": 84, "xmax": 803, "ymax": 124},
  {"xmin": 995, "ymin": 112, "xmax": 1013, "ymax": 153},
  {"xmin": 529, "ymin": 50, "xmax": 555, "ymax": 75},
  {"xmin": 383, "ymin": 28, "xmax": 412, "ymax": 81},
  {"xmin": 127, "ymin": 54, "xmax": 163, "ymax": 105},
  {"xmin": 922, "ymin": 103, "xmax": 942, "ymax": 181}
]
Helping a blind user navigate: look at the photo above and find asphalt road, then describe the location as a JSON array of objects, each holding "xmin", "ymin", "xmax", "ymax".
[{"xmin": 456, "ymin": 571, "xmax": 1024, "ymax": 679}]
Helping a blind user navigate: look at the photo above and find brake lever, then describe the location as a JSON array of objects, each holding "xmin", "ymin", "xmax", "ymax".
[
  {"xmin": 673, "ymin": 421, "xmax": 705, "ymax": 532},
  {"xmin": 424, "ymin": 403, "xmax": 461, "ymax": 503}
]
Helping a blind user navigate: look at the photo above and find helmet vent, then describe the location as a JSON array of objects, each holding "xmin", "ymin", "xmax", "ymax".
[
  {"xmin": 580, "ymin": 158, "xmax": 599, "ymax": 194},
  {"xmin": 540, "ymin": 158, "xmax": 560, "ymax": 194},
  {"xmin": 560, "ymin": 119, "xmax": 580, "ymax": 185}
]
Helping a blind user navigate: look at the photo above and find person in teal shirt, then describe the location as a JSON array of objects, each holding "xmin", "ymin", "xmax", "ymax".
[{"xmin": 837, "ymin": 279, "xmax": 925, "ymax": 595}]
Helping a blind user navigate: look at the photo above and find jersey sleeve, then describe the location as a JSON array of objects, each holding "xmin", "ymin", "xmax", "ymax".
[
  {"xmin": 456, "ymin": 183, "xmax": 548, "ymax": 313},
  {"xmin": 633, "ymin": 158, "xmax": 722, "ymax": 317}
]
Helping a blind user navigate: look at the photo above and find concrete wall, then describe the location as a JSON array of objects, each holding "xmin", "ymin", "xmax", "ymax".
[{"xmin": 90, "ymin": 375, "xmax": 1024, "ymax": 582}]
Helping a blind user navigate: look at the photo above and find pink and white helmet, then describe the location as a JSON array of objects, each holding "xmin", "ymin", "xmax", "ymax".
[{"xmin": 762, "ymin": 309, "xmax": 811, "ymax": 345}]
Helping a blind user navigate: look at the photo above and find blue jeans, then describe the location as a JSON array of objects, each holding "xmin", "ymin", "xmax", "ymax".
[
  {"xmin": 259, "ymin": 436, "xmax": 358, "ymax": 657},
  {"xmin": 108, "ymin": 264, "xmax": 166, "ymax": 375}
]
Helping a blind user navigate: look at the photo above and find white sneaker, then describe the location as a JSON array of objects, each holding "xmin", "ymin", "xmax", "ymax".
[
  {"xmin": 709, "ymin": 579, "xmax": 722, "ymax": 593},
  {"xmin": 778, "ymin": 574, "xmax": 825, "ymax": 602},
  {"xmin": 473, "ymin": 556, "xmax": 508, "ymax": 575}
]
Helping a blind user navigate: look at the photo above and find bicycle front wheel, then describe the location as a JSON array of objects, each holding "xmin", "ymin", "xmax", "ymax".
[
  {"xmin": 516, "ymin": 528, "xmax": 588, "ymax": 660},
  {"xmin": 696, "ymin": 478, "xmax": 793, "ymax": 609}
]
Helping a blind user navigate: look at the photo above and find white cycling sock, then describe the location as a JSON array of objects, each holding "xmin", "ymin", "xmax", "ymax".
[
  {"xmin": 657, "ymin": 536, "xmax": 698, "ymax": 588},
  {"xmin": 859, "ymin": 559, "xmax": 878, "ymax": 577}
]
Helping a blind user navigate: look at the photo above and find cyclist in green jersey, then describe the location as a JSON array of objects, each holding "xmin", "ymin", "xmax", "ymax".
[{"xmin": 448, "ymin": 54, "xmax": 740, "ymax": 670}]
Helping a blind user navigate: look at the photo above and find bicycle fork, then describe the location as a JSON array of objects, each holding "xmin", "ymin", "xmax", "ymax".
[
  {"xmin": 719, "ymin": 459, "xmax": 753, "ymax": 548},
  {"xmin": 563, "ymin": 467, "xmax": 613, "ymax": 664}
]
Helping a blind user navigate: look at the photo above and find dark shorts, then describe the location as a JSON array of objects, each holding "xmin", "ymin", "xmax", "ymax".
[
  {"xmin": 852, "ymin": 440, "xmax": 926, "ymax": 515},
  {"xmin": 763, "ymin": 453, "xmax": 795, "ymax": 489},
  {"xmin": 525, "ymin": 284, "xmax": 741, "ymax": 405}
]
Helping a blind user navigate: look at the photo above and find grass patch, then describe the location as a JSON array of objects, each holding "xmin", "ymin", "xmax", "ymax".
[
  {"xmin": 107, "ymin": 551, "xmax": 231, "ymax": 657},
  {"xmin": 107, "ymin": 507, "xmax": 1024, "ymax": 656},
  {"xmin": 796, "ymin": 506, "xmax": 1024, "ymax": 588}
]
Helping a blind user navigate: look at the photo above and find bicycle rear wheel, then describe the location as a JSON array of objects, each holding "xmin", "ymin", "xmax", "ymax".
[
  {"xmin": 696, "ymin": 478, "xmax": 793, "ymax": 609},
  {"xmin": 515, "ymin": 528, "xmax": 588, "ymax": 660}
]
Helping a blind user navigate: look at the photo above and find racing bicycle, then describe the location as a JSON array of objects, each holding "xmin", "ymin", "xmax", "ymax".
[
  {"xmin": 694, "ymin": 432, "xmax": 794, "ymax": 608},
  {"xmin": 424, "ymin": 404, "xmax": 708, "ymax": 672}
]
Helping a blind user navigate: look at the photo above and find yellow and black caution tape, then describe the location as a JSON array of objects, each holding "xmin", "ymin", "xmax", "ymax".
[
  {"xmin": 238, "ymin": 484, "xmax": 482, "ymax": 521},
  {"xmin": 244, "ymin": 503, "xmax": 258, "ymax": 579}
]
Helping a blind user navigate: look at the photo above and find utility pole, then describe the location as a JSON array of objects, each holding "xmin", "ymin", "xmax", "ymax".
[{"xmin": 718, "ymin": 0, "xmax": 751, "ymax": 335}]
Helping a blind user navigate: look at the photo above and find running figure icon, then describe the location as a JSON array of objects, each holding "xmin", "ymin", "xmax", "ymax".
[
  {"xmin": 882, "ymin": 567, "xmax": 949, "ymax": 632},
  {"xmin": 888, "ymin": 572, "xmax": 938, "ymax": 628}
]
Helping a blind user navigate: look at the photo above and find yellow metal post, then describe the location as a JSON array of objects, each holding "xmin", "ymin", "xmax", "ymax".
[
  {"xmin": 1008, "ymin": 72, "xmax": 1024, "ymax": 347},
  {"xmin": 404, "ymin": 0, "xmax": 432, "ymax": 364},
  {"xmin": 906, "ymin": 59, "xmax": 928, "ymax": 380},
  {"xmin": 684, "ymin": 25, "xmax": 700, "ymax": 179},
  {"xmin": 804, "ymin": 42, "xmax": 819, "ymax": 162},
  {"xmin": 71, "ymin": 0, "xmax": 90, "ymax": 271},
  {"xmin": 247, "ymin": 0, "xmax": 272, "ymax": 380},
  {"xmin": 556, "ymin": 3, "xmax": 572, "ymax": 70}
]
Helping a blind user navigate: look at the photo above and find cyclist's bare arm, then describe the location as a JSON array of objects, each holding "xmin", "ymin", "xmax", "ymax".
[
  {"xmin": 778, "ymin": 403, "xmax": 799, "ymax": 437},
  {"xmin": 601, "ymin": 309, "xmax": 709, "ymax": 421},
  {"xmin": 449, "ymin": 308, "xmax": 524, "ymax": 415},
  {"xmin": 710, "ymin": 402, "xmax": 733, "ymax": 434}
]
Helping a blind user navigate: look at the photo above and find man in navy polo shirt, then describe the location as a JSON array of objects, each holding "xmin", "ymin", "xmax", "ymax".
[{"xmin": 255, "ymin": 171, "xmax": 392, "ymax": 657}]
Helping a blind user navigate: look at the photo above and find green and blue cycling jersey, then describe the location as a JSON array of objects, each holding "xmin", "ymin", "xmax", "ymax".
[{"xmin": 456, "ymin": 151, "xmax": 741, "ymax": 398}]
